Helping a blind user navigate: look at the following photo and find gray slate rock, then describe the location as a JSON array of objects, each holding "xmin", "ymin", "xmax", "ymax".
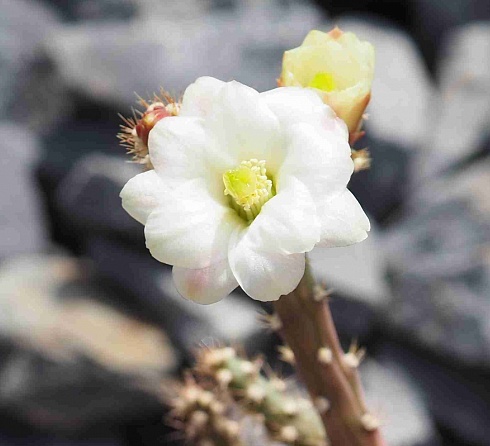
[
  {"xmin": 382, "ymin": 160, "xmax": 490, "ymax": 367},
  {"xmin": 414, "ymin": 22, "xmax": 490, "ymax": 181},
  {"xmin": 0, "ymin": 0, "xmax": 70, "ymax": 132},
  {"xmin": 361, "ymin": 360, "xmax": 441, "ymax": 446},
  {"xmin": 0, "ymin": 123, "xmax": 47, "ymax": 260},
  {"xmin": 0, "ymin": 255, "xmax": 176, "ymax": 432},
  {"xmin": 46, "ymin": 0, "xmax": 321, "ymax": 108}
]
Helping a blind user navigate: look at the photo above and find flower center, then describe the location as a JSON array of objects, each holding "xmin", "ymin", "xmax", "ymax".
[
  {"xmin": 308, "ymin": 72, "xmax": 336, "ymax": 92},
  {"xmin": 223, "ymin": 159, "xmax": 274, "ymax": 222}
]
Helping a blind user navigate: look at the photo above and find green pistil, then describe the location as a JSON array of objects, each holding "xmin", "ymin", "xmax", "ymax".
[
  {"xmin": 308, "ymin": 72, "xmax": 336, "ymax": 92},
  {"xmin": 223, "ymin": 159, "xmax": 274, "ymax": 222}
]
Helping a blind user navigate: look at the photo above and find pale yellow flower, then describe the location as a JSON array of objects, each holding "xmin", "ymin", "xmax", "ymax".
[{"xmin": 280, "ymin": 27, "xmax": 375, "ymax": 137}]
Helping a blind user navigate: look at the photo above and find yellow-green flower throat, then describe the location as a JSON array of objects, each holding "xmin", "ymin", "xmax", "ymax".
[{"xmin": 223, "ymin": 159, "xmax": 274, "ymax": 222}]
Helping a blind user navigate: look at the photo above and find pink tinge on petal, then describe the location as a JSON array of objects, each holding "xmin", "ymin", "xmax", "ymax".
[{"xmin": 173, "ymin": 260, "xmax": 238, "ymax": 305}]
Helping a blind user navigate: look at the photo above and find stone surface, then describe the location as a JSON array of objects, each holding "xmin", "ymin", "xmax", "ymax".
[
  {"xmin": 0, "ymin": 254, "xmax": 175, "ymax": 432},
  {"xmin": 0, "ymin": 0, "xmax": 70, "ymax": 132},
  {"xmin": 0, "ymin": 123, "xmax": 48, "ymax": 260},
  {"xmin": 411, "ymin": 0, "xmax": 490, "ymax": 70},
  {"xmin": 45, "ymin": 0, "xmax": 321, "ymax": 108},
  {"xmin": 414, "ymin": 23, "xmax": 490, "ymax": 181},
  {"xmin": 55, "ymin": 153, "xmax": 142, "ymax": 239},
  {"xmin": 382, "ymin": 160, "xmax": 490, "ymax": 367},
  {"xmin": 87, "ymin": 236, "xmax": 267, "ymax": 360},
  {"xmin": 336, "ymin": 17, "xmax": 434, "ymax": 151},
  {"xmin": 361, "ymin": 360, "xmax": 441, "ymax": 446},
  {"xmin": 43, "ymin": 0, "xmax": 136, "ymax": 22},
  {"xmin": 379, "ymin": 341, "xmax": 490, "ymax": 446},
  {"xmin": 309, "ymin": 224, "xmax": 390, "ymax": 307},
  {"xmin": 348, "ymin": 135, "xmax": 410, "ymax": 224}
]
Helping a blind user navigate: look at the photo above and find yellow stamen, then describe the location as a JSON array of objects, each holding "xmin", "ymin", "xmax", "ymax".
[
  {"xmin": 223, "ymin": 159, "xmax": 274, "ymax": 221},
  {"xmin": 308, "ymin": 72, "xmax": 336, "ymax": 92}
]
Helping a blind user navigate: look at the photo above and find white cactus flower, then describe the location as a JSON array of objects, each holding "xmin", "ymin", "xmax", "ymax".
[{"xmin": 120, "ymin": 77, "xmax": 369, "ymax": 304}]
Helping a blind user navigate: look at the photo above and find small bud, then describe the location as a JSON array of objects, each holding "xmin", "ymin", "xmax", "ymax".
[
  {"xmin": 239, "ymin": 361, "xmax": 256, "ymax": 376},
  {"xmin": 343, "ymin": 352, "xmax": 360, "ymax": 368},
  {"xmin": 283, "ymin": 399, "xmax": 298, "ymax": 416},
  {"xmin": 361, "ymin": 412, "xmax": 381, "ymax": 431},
  {"xmin": 182, "ymin": 385, "xmax": 200, "ymax": 404},
  {"xmin": 268, "ymin": 313, "xmax": 283, "ymax": 331},
  {"xmin": 312, "ymin": 284, "xmax": 332, "ymax": 302},
  {"xmin": 344, "ymin": 341, "xmax": 366, "ymax": 368},
  {"xmin": 216, "ymin": 368, "xmax": 233, "ymax": 387},
  {"xmin": 246, "ymin": 383, "xmax": 266, "ymax": 404},
  {"xmin": 280, "ymin": 425, "xmax": 299, "ymax": 443},
  {"xmin": 220, "ymin": 420, "xmax": 240, "ymax": 439},
  {"xmin": 278, "ymin": 345, "xmax": 295, "ymax": 364},
  {"xmin": 317, "ymin": 347, "xmax": 333, "ymax": 365},
  {"xmin": 189, "ymin": 410, "xmax": 209, "ymax": 429},
  {"xmin": 197, "ymin": 391, "xmax": 214, "ymax": 408},
  {"xmin": 202, "ymin": 347, "xmax": 236, "ymax": 368},
  {"xmin": 118, "ymin": 90, "xmax": 178, "ymax": 168},
  {"xmin": 271, "ymin": 377, "xmax": 287, "ymax": 392},
  {"xmin": 352, "ymin": 148, "xmax": 371, "ymax": 172},
  {"xmin": 209, "ymin": 401, "xmax": 225, "ymax": 415},
  {"xmin": 313, "ymin": 396, "xmax": 331, "ymax": 414},
  {"xmin": 280, "ymin": 27, "xmax": 374, "ymax": 134}
]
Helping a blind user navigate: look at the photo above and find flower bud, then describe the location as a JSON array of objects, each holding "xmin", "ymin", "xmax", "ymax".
[
  {"xmin": 118, "ymin": 91, "xmax": 179, "ymax": 168},
  {"xmin": 280, "ymin": 27, "xmax": 374, "ymax": 137}
]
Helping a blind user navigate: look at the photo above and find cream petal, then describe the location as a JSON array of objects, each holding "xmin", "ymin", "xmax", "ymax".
[
  {"xmin": 173, "ymin": 259, "xmax": 238, "ymax": 305},
  {"xmin": 120, "ymin": 170, "xmax": 165, "ymax": 225},
  {"xmin": 243, "ymin": 176, "xmax": 320, "ymax": 255},
  {"xmin": 277, "ymin": 122, "xmax": 353, "ymax": 200},
  {"xmin": 261, "ymin": 87, "xmax": 348, "ymax": 141},
  {"xmin": 144, "ymin": 184, "xmax": 244, "ymax": 269},
  {"xmin": 205, "ymin": 81, "xmax": 283, "ymax": 174},
  {"xmin": 228, "ymin": 228, "xmax": 306, "ymax": 302},
  {"xmin": 180, "ymin": 76, "xmax": 226, "ymax": 118},
  {"xmin": 316, "ymin": 189, "xmax": 370, "ymax": 247},
  {"xmin": 148, "ymin": 116, "xmax": 231, "ymax": 200}
]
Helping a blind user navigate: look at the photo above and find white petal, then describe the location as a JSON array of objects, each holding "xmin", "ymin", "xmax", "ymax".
[
  {"xmin": 244, "ymin": 176, "xmax": 320, "ymax": 254},
  {"xmin": 261, "ymin": 87, "xmax": 347, "ymax": 140},
  {"xmin": 205, "ymin": 81, "xmax": 283, "ymax": 174},
  {"xmin": 316, "ymin": 189, "xmax": 370, "ymax": 247},
  {"xmin": 145, "ymin": 184, "xmax": 244, "ymax": 269},
  {"xmin": 148, "ymin": 116, "xmax": 231, "ymax": 199},
  {"xmin": 229, "ymin": 228, "xmax": 306, "ymax": 301},
  {"xmin": 277, "ymin": 122, "xmax": 353, "ymax": 200},
  {"xmin": 180, "ymin": 76, "xmax": 225, "ymax": 118},
  {"xmin": 173, "ymin": 259, "xmax": 238, "ymax": 305},
  {"xmin": 120, "ymin": 170, "xmax": 165, "ymax": 225}
]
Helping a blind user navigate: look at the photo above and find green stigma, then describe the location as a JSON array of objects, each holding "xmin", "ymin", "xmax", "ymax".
[
  {"xmin": 223, "ymin": 159, "xmax": 274, "ymax": 222},
  {"xmin": 308, "ymin": 72, "xmax": 336, "ymax": 92}
]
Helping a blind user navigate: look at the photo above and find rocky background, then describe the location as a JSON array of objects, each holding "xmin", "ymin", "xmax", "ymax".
[{"xmin": 1, "ymin": 0, "xmax": 489, "ymax": 445}]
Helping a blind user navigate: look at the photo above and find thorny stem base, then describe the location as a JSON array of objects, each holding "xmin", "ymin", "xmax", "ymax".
[{"xmin": 273, "ymin": 264, "xmax": 386, "ymax": 446}]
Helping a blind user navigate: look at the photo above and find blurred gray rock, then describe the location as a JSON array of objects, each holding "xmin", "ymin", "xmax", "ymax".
[
  {"xmin": 412, "ymin": 0, "xmax": 490, "ymax": 70},
  {"xmin": 362, "ymin": 360, "xmax": 440, "ymax": 446},
  {"xmin": 46, "ymin": 0, "xmax": 321, "ymax": 108},
  {"xmin": 382, "ymin": 160, "xmax": 490, "ymax": 366},
  {"xmin": 0, "ymin": 255, "xmax": 175, "ymax": 431},
  {"xmin": 336, "ymin": 17, "xmax": 434, "ymax": 151},
  {"xmin": 0, "ymin": 0, "xmax": 70, "ymax": 132},
  {"xmin": 309, "ymin": 223, "xmax": 390, "ymax": 307},
  {"xmin": 0, "ymin": 123, "xmax": 47, "ymax": 260},
  {"xmin": 47, "ymin": 0, "xmax": 136, "ymax": 22},
  {"xmin": 414, "ymin": 22, "xmax": 490, "ymax": 181}
]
